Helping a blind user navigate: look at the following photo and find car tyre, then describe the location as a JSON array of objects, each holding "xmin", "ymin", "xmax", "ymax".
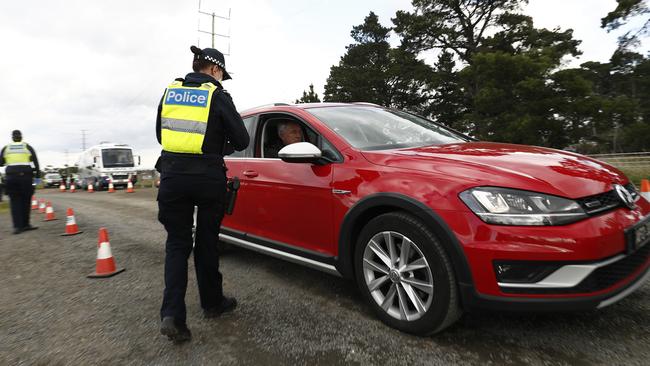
[{"xmin": 354, "ymin": 212, "xmax": 462, "ymax": 335}]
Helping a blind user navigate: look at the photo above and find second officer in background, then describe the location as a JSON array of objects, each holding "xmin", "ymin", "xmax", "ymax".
[{"xmin": 156, "ymin": 46, "xmax": 249, "ymax": 343}]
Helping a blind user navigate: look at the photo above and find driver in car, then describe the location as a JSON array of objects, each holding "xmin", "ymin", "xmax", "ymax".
[
  {"xmin": 278, "ymin": 121, "xmax": 304, "ymax": 146},
  {"xmin": 265, "ymin": 120, "xmax": 305, "ymax": 158}
]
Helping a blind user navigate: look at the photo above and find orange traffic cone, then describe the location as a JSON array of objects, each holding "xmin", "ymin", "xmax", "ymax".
[
  {"xmin": 88, "ymin": 228, "xmax": 125, "ymax": 278},
  {"xmin": 70, "ymin": 183, "xmax": 76, "ymax": 193},
  {"xmin": 61, "ymin": 208, "xmax": 83, "ymax": 236},
  {"xmin": 641, "ymin": 179, "xmax": 650, "ymax": 202},
  {"xmin": 59, "ymin": 183, "xmax": 66, "ymax": 192},
  {"xmin": 44, "ymin": 201, "xmax": 57, "ymax": 221},
  {"xmin": 126, "ymin": 178, "xmax": 135, "ymax": 193},
  {"xmin": 38, "ymin": 199, "xmax": 46, "ymax": 213},
  {"xmin": 88, "ymin": 183, "xmax": 94, "ymax": 193},
  {"xmin": 31, "ymin": 196, "xmax": 38, "ymax": 210},
  {"xmin": 108, "ymin": 179, "xmax": 115, "ymax": 193}
]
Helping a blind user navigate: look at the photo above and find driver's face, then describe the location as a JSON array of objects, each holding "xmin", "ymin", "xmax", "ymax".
[{"xmin": 279, "ymin": 123, "xmax": 303, "ymax": 145}]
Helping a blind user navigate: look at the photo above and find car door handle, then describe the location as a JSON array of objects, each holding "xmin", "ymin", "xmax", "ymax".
[{"xmin": 243, "ymin": 170, "xmax": 258, "ymax": 178}]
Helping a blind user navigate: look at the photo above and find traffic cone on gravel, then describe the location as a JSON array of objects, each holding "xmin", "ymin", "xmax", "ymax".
[
  {"xmin": 126, "ymin": 178, "xmax": 134, "ymax": 193},
  {"xmin": 38, "ymin": 199, "xmax": 46, "ymax": 213},
  {"xmin": 641, "ymin": 179, "xmax": 650, "ymax": 202},
  {"xmin": 88, "ymin": 228, "xmax": 125, "ymax": 278},
  {"xmin": 61, "ymin": 208, "xmax": 83, "ymax": 236},
  {"xmin": 59, "ymin": 183, "xmax": 66, "ymax": 192},
  {"xmin": 31, "ymin": 196, "xmax": 38, "ymax": 210},
  {"xmin": 70, "ymin": 184, "xmax": 76, "ymax": 193},
  {"xmin": 88, "ymin": 183, "xmax": 94, "ymax": 193},
  {"xmin": 44, "ymin": 201, "xmax": 57, "ymax": 221},
  {"xmin": 108, "ymin": 179, "xmax": 115, "ymax": 193}
]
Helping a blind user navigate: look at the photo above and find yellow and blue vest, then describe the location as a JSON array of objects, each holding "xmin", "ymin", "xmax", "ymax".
[
  {"xmin": 3, "ymin": 142, "xmax": 32, "ymax": 166},
  {"xmin": 160, "ymin": 81, "xmax": 218, "ymax": 154}
]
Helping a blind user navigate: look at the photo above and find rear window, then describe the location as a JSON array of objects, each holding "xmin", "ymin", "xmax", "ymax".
[{"xmin": 307, "ymin": 106, "xmax": 468, "ymax": 150}]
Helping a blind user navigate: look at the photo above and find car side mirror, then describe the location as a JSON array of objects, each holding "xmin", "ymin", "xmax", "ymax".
[{"xmin": 278, "ymin": 142, "xmax": 324, "ymax": 164}]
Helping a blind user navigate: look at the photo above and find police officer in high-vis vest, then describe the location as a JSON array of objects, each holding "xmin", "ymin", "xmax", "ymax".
[
  {"xmin": 0, "ymin": 130, "xmax": 40, "ymax": 234},
  {"xmin": 155, "ymin": 46, "xmax": 249, "ymax": 343}
]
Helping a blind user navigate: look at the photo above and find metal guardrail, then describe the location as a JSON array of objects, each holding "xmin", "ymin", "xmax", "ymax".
[{"xmin": 589, "ymin": 152, "xmax": 650, "ymax": 169}]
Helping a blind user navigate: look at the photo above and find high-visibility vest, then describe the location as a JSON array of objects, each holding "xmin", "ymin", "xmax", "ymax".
[
  {"xmin": 160, "ymin": 81, "xmax": 218, "ymax": 154},
  {"xmin": 3, "ymin": 142, "xmax": 32, "ymax": 166}
]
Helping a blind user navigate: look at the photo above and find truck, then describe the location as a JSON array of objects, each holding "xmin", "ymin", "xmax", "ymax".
[{"xmin": 77, "ymin": 143, "xmax": 140, "ymax": 191}]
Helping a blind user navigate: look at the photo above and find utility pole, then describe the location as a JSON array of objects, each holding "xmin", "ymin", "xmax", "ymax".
[
  {"xmin": 81, "ymin": 129, "xmax": 88, "ymax": 151},
  {"xmin": 197, "ymin": 0, "xmax": 231, "ymax": 55}
]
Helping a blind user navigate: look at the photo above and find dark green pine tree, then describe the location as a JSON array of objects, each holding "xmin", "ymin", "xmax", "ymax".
[
  {"xmin": 601, "ymin": 0, "xmax": 649, "ymax": 51},
  {"xmin": 395, "ymin": 0, "xmax": 583, "ymax": 147},
  {"xmin": 429, "ymin": 52, "xmax": 467, "ymax": 131},
  {"xmin": 295, "ymin": 84, "xmax": 321, "ymax": 103},
  {"xmin": 323, "ymin": 12, "xmax": 433, "ymax": 113}
]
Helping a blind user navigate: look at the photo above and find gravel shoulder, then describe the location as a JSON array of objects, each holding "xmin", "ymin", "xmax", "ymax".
[{"xmin": 0, "ymin": 188, "xmax": 648, "ymax": 365}]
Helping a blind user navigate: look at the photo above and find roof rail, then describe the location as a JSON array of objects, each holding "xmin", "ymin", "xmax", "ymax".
[{"xmin": 352, "ymin": 102, "xmax": 381, "ymax": 107}]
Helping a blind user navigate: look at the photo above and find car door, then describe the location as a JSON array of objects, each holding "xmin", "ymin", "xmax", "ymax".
[
  {"xmin": 225, "ymin": 113, "xmax": 338, "ymax": 256},
  {"xmin": 222, "ymin": 116, "xmax": 257, "ymax": 234}
]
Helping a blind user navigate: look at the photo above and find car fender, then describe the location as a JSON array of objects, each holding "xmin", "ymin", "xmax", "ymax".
[{"xmin": 335, "ymin": 192, "xmax": 474, "ymax": 294}]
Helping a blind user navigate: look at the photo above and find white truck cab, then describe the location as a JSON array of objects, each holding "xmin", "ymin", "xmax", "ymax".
[{"xmin": 77, "ymin": 143, "xmax": 140, "ymax": 190}]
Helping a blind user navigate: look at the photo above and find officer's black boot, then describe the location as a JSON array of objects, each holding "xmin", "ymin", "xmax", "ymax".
[
  {"xmin": 160, "ymin": 317, "xmax": 192, "ymax": 343},
  {"xmin": 203, "ymin": 296, "xmax": 237, "ymax": 318}
]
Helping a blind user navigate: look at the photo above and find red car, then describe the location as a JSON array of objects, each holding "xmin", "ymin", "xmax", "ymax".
[{"xmin": 221, "ymin": 102, "xmax": 650, "ymax": 335}]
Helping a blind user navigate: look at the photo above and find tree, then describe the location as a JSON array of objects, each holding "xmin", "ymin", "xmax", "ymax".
[
  {"xmin": 323, "ymin": 12, "xmax": 433, "ymax": 112},
  {"xmin": 601, "ymin": 0, "xmax": 649, "ymax": 50},
  {"xmin": 393, "ymin": 0, "xmax": 528, "ymax": 64},
  {"xmin": 429, "ymin": 52, "xmax": 467, "ymax": 130},
  {"xmin": 393, "ymin": 0, "xmax": 582, "ymax": 146},
  {"xmin": 295, "ymin": 84, "xmax": 321, "ymax": 103}
]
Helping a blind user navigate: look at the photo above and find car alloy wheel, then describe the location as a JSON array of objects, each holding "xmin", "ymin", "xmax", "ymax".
[
  {"xmin": 354, "ymin": 212, "xmax": 461, "ymax": 335},
  {"xmin": 362, "ymin": 231, "xmax": 434, "ymax": 321}
]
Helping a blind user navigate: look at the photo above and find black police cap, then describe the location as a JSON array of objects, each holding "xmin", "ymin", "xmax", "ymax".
[{"xmin": 190, "ymin": 46, "xmax": 232, "ymax": 80}]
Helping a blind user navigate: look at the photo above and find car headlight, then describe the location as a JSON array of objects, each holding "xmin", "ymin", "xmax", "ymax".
[{"xmin": 459, "ymin": 187, "xmax": 587, "ymax": 226}]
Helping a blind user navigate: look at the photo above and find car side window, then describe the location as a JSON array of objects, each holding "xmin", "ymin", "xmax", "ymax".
[
  {"xmin": 258, "ymin": 116, "xmax": 318, "ymax": 158},
  {"xmin": 255, "ymin": 114, "xmax": 342, "ymax": 162},
  {"xmin": 228, "ymin": 117, "xmax": 255, "ymax": 158}
]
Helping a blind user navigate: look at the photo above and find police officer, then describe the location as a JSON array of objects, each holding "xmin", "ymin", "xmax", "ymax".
[
  {"xmin": 156, "ymin": 46, "xmax": 250, "ymax": 343},
  {"xmin": 0, "ymin": 130, "xmax": 40, "ymax": 234}
]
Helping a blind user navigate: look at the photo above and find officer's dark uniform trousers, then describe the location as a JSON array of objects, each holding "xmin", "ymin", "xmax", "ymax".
[
  {"xmin": 6, "ymin": 172, "xmax": 34, "ymax": 230},
  {"xmin": 158, "ymin": 158, "xmax": 227, "ymax": 324}
]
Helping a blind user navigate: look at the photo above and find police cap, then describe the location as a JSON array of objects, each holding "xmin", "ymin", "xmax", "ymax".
[{"xmin": 190, "ymin": 46, "xmax": 232, "ymax": 80}]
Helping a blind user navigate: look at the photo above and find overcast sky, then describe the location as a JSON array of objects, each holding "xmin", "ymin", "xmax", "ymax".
[{"xmin": 0, "ymin": 0, "xmax": 647, "ymax": 169}]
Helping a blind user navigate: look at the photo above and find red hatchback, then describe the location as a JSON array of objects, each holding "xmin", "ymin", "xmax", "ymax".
[{"xmin": 221, "ymin": 102, "xmax": 650, "ymax": 334}]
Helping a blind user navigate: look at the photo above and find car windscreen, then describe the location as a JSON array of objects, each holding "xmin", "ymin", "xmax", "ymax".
[
  {"xmin": 307, "ymin": 106, "xmax": 468, "ymax": 150},
  {"xmin": 45, "ymin": 174, "xmax": 61, "ymax": 179},
  {"xmin": 101, "ymin": 148, "xmax": 134, "ymax": 168}
]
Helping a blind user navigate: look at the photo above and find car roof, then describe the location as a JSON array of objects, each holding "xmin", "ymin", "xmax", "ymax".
[{"xmin": 240, "ymin": 102, "xmax": 381, "ymax": 117}]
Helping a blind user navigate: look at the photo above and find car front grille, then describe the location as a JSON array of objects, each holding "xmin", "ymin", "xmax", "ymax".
[
  {"xmin": 112, "ymin": 174, "xmax": 128, "ymax": 180},
  {"xmin": 576, "ymin": 183, "xmax": 639, "ymax": 215},
  {"xmin": 501, "ymin": 243, "xmax": 650, "ymax": 295}
]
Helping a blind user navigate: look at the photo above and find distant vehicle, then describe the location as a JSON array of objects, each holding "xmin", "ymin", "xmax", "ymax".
[
  {"xmin": 77, "ymin": 143, "xmax": 140, "ymax": 190},
  {"xmin": 43, "ymin": 173, "xmax": 62, "ymax": 188}
]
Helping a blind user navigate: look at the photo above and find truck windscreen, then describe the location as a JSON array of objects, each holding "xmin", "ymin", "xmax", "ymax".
[{"xmin": 102, "ymin": 149, "xmax": 134, "ymax": 168}]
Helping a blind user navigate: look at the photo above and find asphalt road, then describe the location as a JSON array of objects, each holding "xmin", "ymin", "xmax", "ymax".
[{"xmin": 0, "ymin": 188, "xmax": 648, "ymax": 365}]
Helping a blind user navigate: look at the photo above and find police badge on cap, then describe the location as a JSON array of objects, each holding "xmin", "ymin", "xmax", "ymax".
[{"xmin": 190, "ymin": 46, "xmax": 232, "ymax": 80}]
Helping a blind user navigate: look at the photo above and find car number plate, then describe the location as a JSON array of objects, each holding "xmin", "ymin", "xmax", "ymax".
[{"xmin": 625, "ymin": 215, "xmax": 650, "ymax": 254}]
